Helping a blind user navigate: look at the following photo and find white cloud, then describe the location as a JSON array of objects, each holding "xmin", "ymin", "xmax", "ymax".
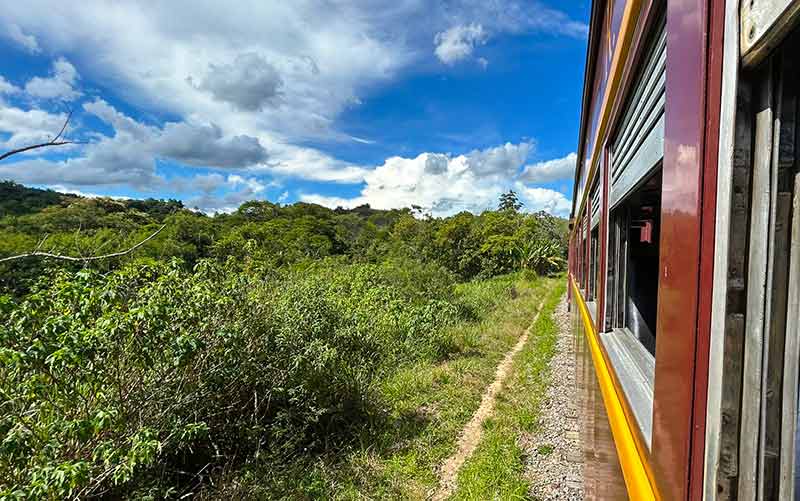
[
  {"xmin": 182, "ymin": 173, "xmax": 268, "ymax": 213},
  {"xmin": 24, "ymin": 57, "xmax": 81, "ymax": 101},
  {"xmin": 0, "ymin": 2, "xmax": 413, "ymax": 181},
  {"xmin": 6, "ymin": 23, "xmax": 40, "ymax": 53},
  {"xmin": 46, "ymin": 185, "xmax": 128, "ymax": 199},
  {"xmin": 514, "ymin": 183, "xmax": 571, "ymax": 217},
  {"xmin": 0, "ymin": 99, "xmax": 268, "ymax": 188},
  {"xmin": 0, "ymin": 104, "xmax": 70, "ymax": 150},
  {"xmin": 431, "ymin": 2, "xmax": 587, "ymax": 65},
  {"xmin": 0, "ymin": 76, "xmax": 20, "ymax": 95},
  {"xmin": 196, "ymin": 52, "xmax": 283, "ymax": 111},
  {"xmin": 434, "ymin": 23, "xmax": 487, "ymax": 65},
  {"xmin": 301, "ymin": 142, "xmax": 534, "ymax": 216},
  {"xmin": 519, "ymin": 152, "xmax": 576, "ymax": 183},
  {"xmin": 0, "ymin": 1, "xmax": 585, "ymax": 199},
  {"xmin": 155, "ymin": 122, "xmax": 268, "ymax": 168}
]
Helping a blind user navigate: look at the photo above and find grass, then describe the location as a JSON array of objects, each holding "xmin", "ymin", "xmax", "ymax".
[
  {"xmin": 207, "ymin": 273, "xmax": 562, "ymax": 499},
  {"xmin": 450, "ymin": 281, "xmax": 565, "ymax": 501}
]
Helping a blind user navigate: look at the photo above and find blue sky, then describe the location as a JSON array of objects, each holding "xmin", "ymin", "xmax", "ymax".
[{"xmin": 0, "ymin": 1, "xmax": 589, "ymax": 217}]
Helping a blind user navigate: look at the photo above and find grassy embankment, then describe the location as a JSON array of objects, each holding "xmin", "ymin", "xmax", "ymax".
[
  {"xmin": 220, "ymin": 274, "xmax": 564, "ymax": 499},
  {"xmin": 451, "ymin": 282, "xmax": 565, "ymax": 500}
]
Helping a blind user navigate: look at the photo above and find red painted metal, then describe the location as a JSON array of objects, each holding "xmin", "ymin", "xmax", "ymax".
[
  {"xmin": 585, "ymin": 205, "xmax": 591, "ymax": 291},
  {"xmin": 651, "ymin": 0, "xmax": 712, "ymax": 498},
  {"xmin": 597, "ymin": 149, "xmax": 609, "ymax": 332},
  {"xmin": 688, "ymin": 0, "xmax": 726, "ymax": 498}
]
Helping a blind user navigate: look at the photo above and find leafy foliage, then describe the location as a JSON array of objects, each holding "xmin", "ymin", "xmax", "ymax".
[
  {"xmin": 0, "ymin": 259, "xmax": 466, "ymax": 498},
  {"xmin": 497, "ymin": 189, "xmax": 523, "ymax": 212},
  {"xmin": 0, "ymin": 181, "xmax": 569, "ymax": 498}
]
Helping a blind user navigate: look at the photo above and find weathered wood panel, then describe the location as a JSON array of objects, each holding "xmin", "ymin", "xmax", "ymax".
[
  {"xmin": 739, "ymin": 62, "xmax": 774, "ymax": 501},
  {"xmin": 713, "ymin": 76, "xmax": 755, "ymax": 501},
  {"xmin": 779, "ymin": 173, "xmax": 800, "ymax": 500}
]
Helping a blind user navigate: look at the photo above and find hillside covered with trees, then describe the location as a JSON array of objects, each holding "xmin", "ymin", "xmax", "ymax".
[{"xmin": 0, "ymin": 180, "xmax": 568, "ymax": 499}]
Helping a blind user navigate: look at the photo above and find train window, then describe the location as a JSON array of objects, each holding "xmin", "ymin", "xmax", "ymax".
[
  {"xmin": 602, "ymin": 169, "xmax": 661, "ymax": 447},
  {"xmin": 608, "ymin": 170, "xmax": 661, "ymax": 354},
  {"xmin": 587, "ymin": 178, "xmax": 602, "ymax": 317},
  {"xmin": 579, "ymin": 214, "xmax": 588, "ymax": 293},
  {"xmin": 588, "ymin": 227, "xmax": 599, "ymax": 301}
]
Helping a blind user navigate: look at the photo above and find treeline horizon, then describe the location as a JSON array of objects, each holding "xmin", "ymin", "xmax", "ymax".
[{"xmin": 0, "ymin": 180, "xmax": 568, "ymax": 295}]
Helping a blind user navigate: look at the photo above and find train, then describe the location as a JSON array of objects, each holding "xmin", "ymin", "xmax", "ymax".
[{"xmin": 568, "ymin": 0, "xmax": 800, "ymax": 499}]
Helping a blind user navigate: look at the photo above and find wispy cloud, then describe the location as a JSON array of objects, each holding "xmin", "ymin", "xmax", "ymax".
[{"xmin": 435, "ymin": 23, "xmax": 488, "ymax": 65}]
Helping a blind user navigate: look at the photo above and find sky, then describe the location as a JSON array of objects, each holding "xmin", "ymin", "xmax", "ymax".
[{"xmin": 0, "ymin": 1, "xmax": 590, "ymax": 218}]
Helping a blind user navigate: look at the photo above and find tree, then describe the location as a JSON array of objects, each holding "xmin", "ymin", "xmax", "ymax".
[{"xmin": 498, "ymin": 190, "xmax": 523, "ymax": 212}]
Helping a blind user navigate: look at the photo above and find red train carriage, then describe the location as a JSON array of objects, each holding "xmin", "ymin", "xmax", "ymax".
[{"xmin": 570, "ymin": 0, "xmax": 800, "ymax": 499}]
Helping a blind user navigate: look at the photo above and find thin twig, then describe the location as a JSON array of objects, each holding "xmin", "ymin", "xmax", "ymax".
[
  {"xmin": 33, "ymin": 234, "xmax": 49, "ymax": 253},
  {"xmin": 0, "ymin": 224, "xmax": 166, "ymax": 263},
  {"xmin": 0, "ymin": 141, "xmax": 78, "ymax": 161},
  {"xmin": 0, "ymin": 108, "xmax": 84, "ymax": 162},
  {"xmin": 52, "ymin": 109, "xmax": 73, "ymax": 143}
]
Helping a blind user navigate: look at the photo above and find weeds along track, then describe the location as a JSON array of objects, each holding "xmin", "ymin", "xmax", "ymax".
[{"xmin": 432, "ymin": 297, "xmax": 548, "ymax": 500}]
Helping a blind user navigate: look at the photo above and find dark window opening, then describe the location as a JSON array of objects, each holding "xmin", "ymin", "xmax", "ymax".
[
  {"xmin": 589, "ymin": 227, "xmax": 599, "ymax": 301},
  {"xmin": 608, "ymin": 168, "xmax": 661, "ymax": 355}
]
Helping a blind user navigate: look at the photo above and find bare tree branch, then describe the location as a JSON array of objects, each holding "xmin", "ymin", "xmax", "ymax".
[
  {"xmin": 52, "ymin": 109, "xmax": 73, "ymax": 143},
  {"xmin": 0, "ymin": 224, "xmax": 167, "ymax": 264},
  {"xmin": 0, "ymin": 108, "xmax": 83, "ymax": 162}
]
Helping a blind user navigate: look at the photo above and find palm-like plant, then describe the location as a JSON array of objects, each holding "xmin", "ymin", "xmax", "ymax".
[{"xmin": 517, "ymin": 239, "xmax": 566, "ymax": 275}]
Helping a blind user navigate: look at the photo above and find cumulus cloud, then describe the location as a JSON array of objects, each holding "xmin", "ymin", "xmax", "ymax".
[
  {"xmin": 24, "ymin": 57, "xmax": 81, "ymax": 100},
  {"xmin": 0, "ymin": 2, "xmax": 585, "ymax": 207},
  {"xmin": 514, "ymin": 184, "xmax": 571, "ymax": 217},
  {"xmin": 0, "ymin": 1, "xmax": 585, "ymax": 186},
  {"xmin": 301, "ymin": 142, "xmax": 534, "ymax": 216},
  {"xmin": 156, "ymin": 122, "xmax": 268, "ymax": 167},
  {"xmin": 0, "ymin": 76, "xmax": 20, "ymax": 95},
  {"xmin": 82, "ymin": 99, "xmax": 268, "ymax": 168},
  {"xmin": 0, "ymin": 99, "xmax": 268, "ymax": 189},
  {"xmin": 184, "ymin": 173, "xmax": 268, "ymax": 213},
  {"xmin": 467, "ymin": 141, "xmax": 532, "ymax": 176},
  {"xmin": 519, "ymin": 152, "xmax": 576, "ymax": 183},
  {"xmin": 434, "ymin": 24, "xmax": 487, "ymax": 65},
  {"xmin": 197, "ymin": 53, "xmax": 283, "ymax": 111},
  {"xmin": 0, "ymin": 104, "xmax": 71, "ymax": 150},
  {"xmin": 6, "ymin": 23, "xmax": 40, "ymax": 53}
]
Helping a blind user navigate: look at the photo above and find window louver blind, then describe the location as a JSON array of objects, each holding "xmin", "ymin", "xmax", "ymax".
[
  {"xmin": 590, "ymin": 180, "xmax": 601, "ymax": 229},
  {"xmin": 609, "ymin": 17, "xmax": 666, "ymax": 210}
]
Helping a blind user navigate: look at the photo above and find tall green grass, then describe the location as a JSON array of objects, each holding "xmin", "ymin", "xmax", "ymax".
[{"xmin": 452, "ymin": 281, "xmax": 565, "ymax": 500}]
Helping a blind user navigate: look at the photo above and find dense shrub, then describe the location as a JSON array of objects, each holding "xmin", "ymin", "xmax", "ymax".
[{"xmin": 0, "ymin": 259, "xmax": 464, "ymax": 499}]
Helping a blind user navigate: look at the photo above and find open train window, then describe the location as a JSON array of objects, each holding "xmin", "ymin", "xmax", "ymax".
[
  {"xmin": 587, "ymin": 178, "xmax": 602, "ymax": 319},
  {"xmin": 589, "ymin": 227, "xmax": 599, "ymax": 301},
  {"xmin": 608, "ymin": 170, "xmax": 660, "ymax": 355}
]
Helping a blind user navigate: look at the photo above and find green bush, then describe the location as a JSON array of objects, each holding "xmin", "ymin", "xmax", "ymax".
[{"xmin": 0, "ymin": 259, "xmax": 464, "ymax": 499}]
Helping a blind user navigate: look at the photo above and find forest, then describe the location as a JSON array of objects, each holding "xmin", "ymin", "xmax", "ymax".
[{"xmin": 0, "ymin": 180, "xmax": 568, "ymax": 499}]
